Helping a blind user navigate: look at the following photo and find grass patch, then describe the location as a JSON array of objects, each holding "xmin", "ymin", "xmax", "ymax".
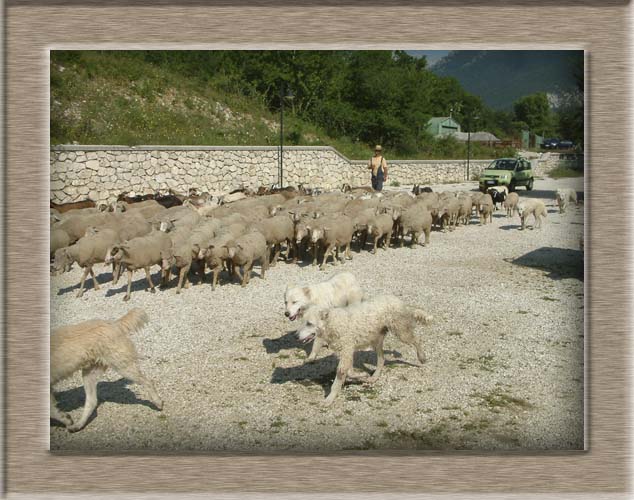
[
  {"xmin": 376, "ymin": 420, "xmax": 389, "ymax": 428},
  {"xmin": 384, "ymin": 422, "xmax": 452, "ymax": 449},
  {"xmin": 470, "ymin": 389, "xmax": 533, "ymax": 412},
  {"xmin": 541, "ymin": 296, "xmax": 559, "ymax": 302},
  {"xmin": 448, "ymin": 330, "xmax": 463, "ymax": 337},
  {"xmin": 548, "ymin": 165, "xmax": 584, "ymax": 179},
  {"xmin": 270, "ymin": 417, "xmax": 286, "ymax": 428}
]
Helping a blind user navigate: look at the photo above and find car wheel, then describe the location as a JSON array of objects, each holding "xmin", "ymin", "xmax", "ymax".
[
  {"xmin": 508, "ymin": 181, "xmax": 516, "ymax": 193},
  {"xmin": 526, "ymin": 178, "xmax": 534, "ymax": 191}
]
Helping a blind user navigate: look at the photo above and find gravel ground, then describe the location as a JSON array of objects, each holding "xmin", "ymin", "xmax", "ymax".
[{"xmin": 50, "ymin": 176, "xmax": 584, "ymax": 452}]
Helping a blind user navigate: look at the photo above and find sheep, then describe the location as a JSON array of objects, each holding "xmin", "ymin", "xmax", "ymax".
[
  {"xmin": 399, "ymin": 206, "xmax": 433, "ymax": 247},
  {"xmin": 53, "ymin": 212, "xmax": 115, "ymax": 244},
  {"xmin": 366, "ymin": 212, "xmax": 394, "ymax": 254},
  {"xmin": 457, "ymin": 195, "xmax": 473, "ymax": 225},
  {"xmin": 52, "ymin": 228, "xmax": 120, "ymax": 298},
  {"xmin": 555, "ymin": 188, "xmax": 578, "ymax": 214},
  {"xmin": 487, "ymin": 186, "xmax": 508, "ymax": 210},
  {"xmin": 478, "ymin": 194, "xmax": 494, "ymax": 225},
  {"xmin": 224, "ymin": 231, "xmax": 270, "ymax": 287},
  {"xmin": 503, "ymin": 192, "xmax": 520, "ymax": 218},
  {"xmin": 439, "ymin": 197, "xmax": 461, "ymax": 231},
  {"xmin": 350, "ymin": 207, "xmax": 378, "ymax": 250},
  {"xmin": 517, "ymin": 199, "xmax": 547, "ymax": 230},
  {"xmin": 253, "ymin": 215, "xmax": 295, "ymax": 267},
  {"xmin": 113, "ymin": 199, "xmax": 165, "ymax": 219},
  {"xmin": 50, "ymin": 199, "xmax": 96, "ymax": 213},
  {"xmin": 105, "ymin": 230, "xmax": 173, "ymax": 301},
  {"xmin": 160, "ymin": 226, "xmax": 195, "ymax": 294},
  {"xmin": 308, "ymin": 215, "xmax": 355, "ymax": 269},
  {"xmin": 51, "ymin": 228, "xmax": 71, "ymax": 259},
  {"xmin": 198, "ymin": 232, "xmax": 237, "ymax": 290}
]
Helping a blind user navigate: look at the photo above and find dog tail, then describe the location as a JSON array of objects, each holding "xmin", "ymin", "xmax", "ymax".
[
  {"xmin": 116, "ymin": 308, "xmax": 149, "ymax": 335},
  {"xmin": 413, "ymin": 308, "xmax": 433, "ymax": 324}
]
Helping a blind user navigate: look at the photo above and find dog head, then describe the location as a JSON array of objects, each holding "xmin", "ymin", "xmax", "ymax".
[
  {"xmin": 284, "ymin": 285, "xmax": 315, "ymax": 321},
  {"xmin": 295, "ymin": 305, "xmax": 329, "ymax": 344}
]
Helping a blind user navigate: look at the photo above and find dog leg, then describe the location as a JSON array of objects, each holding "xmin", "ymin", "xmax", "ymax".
[
  {"xmin": 306, "ymin": 336, "xmax": 325, "ymax": 362},
  {"xmin": 76, "ymin": 267, "xmax": 90, "ymax": 298},
  {"xmin": 68, "ymin": 366, "xmax": 103, "ymax": 432},
  {"xmin": 114, "ymin": 364, "xmax": 163, "ymax": 411},
  {"xmin": 323, "ymin": 353, "xmax": 353, "ymax": 407},
  {"xmin": 89, "ymin": 266, "xmax": 100, "ymax": 291},
  {"xmin": 367, "ymin": 335, "xmax": 386, "ymax": 384},
  {"xmin": 50, "ymin": 388, "xmax": 73, "ymax": 428}
]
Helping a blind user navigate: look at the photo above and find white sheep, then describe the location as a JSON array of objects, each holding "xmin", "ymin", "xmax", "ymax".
[
  {"xmin": 52, "ymin": 228, "xmax": 120, "ymax": 298},
  {"xmin": 105, "ymin": 230, "xmax": 173, "ymax": 301}
]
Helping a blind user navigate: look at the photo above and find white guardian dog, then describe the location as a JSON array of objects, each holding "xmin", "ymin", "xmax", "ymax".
[
  {"xmin": 284, "ymin": 272, "xmax": 364, "ymax": 361},
  {"xmin": 296, "ymin": 295, "xmax": 433, "ymax": 406}
]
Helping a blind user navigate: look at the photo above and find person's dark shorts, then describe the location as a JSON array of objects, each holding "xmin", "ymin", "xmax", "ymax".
[{"xmin": 371, "ymin": 173, "xmax": 384, "ymax": 192}]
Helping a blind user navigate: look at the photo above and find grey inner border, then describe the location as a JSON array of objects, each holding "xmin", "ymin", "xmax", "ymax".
[{"xmin": 4, "ymin": 2, "xmax": 631, "ymax": 497}]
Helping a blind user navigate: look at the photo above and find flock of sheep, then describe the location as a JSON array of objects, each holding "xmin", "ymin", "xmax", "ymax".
[{"xmin": 50, "ymin": 183, "xmax": 579, "ymax": 301}]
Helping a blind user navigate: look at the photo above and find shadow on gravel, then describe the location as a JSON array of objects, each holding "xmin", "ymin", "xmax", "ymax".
[
  {"xmin": 508, "ymin": 247, "xmax": 584, "ymax": 281},
  {"xmin": 263, "ymin": 331, "xmax": 312, "ymax": 356},
  {"xmin": 499, "ymin": 225, "xmax": 521, "ymax": 231},
  {"xmin": 52, "ymin": 378, "xmax": 161, "ymax": 428},
  {"xmin": 270, "ymin": 350, "xmax": 409, "ymax": 395}
]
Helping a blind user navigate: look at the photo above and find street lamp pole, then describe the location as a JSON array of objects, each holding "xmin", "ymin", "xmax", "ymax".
[{"xmin": 279, "ymin": 85, "xmax": 284, "ymax": 188}]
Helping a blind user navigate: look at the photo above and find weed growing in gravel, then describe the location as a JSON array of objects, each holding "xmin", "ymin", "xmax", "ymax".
[
  {"xmin": 385, "ymin": 422, "xmax": 451, "ymax": 449},
  {"xmin": 462, "ymin": 417, "xmax": 491, "ymax": 432},
  {"xmin": 517, "ymin": 310, "xmax": 529, "ymax": 315},
  {"xmin": 541, "ymin": 296, "xmax": 559, "ymax": 302},
  {"xmin": 270, "ymin": 417, "xmax": 286, "ymax": 429},
  {"xmin": 376, "ymin": 420, "xmax": 389, "ymax": 428},
  {"xmin": 448, "ymin": 331, "xmax": 463, "ymax": 337},
  {"xmin": 470, "ymin": 389, "xmax": 533, "ymax": 412},
  {"xmin": 441, "ymin": 405, "xmax": 462, "ymax": 411}
]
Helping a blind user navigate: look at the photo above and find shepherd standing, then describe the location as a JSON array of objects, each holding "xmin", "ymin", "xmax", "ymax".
[{"xmin": 368, "ymin": 144, "xmax": 388, "ymax": 192}]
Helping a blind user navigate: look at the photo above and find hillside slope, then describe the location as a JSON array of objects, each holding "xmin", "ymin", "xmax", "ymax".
[{"xmin": 431, "ymin": 50, "xmax": 583, "ymax": 110}]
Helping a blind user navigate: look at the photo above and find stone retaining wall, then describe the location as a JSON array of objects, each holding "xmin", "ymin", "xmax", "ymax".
[{"xmin": 49, "ymin": 145, "xmax": 561, "ymax": 204}]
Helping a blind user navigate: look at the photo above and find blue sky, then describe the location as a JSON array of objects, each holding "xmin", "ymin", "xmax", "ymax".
[{"xmin": 406, "ymin": 50, "xmax": 451, "ymax": 66}]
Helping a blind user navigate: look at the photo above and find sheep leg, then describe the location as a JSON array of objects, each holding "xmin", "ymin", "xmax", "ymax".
[
  {"xmin": 88, "ymin": 266, "xmax": 100, "ymax": 290},
  {"xmin": 262, "ymin": 252, "xmax": 269, "ymax": 279},
  {"xmin": 233, "ymin": 264, "xmax": 243, "ymax": 284},
  {"xmin": 67, "ymin": 366, "xmax": 104, "ymax": 432},
  {"xmin": 76, "ymin": 267, "xmax": 90, "ymax": 298},
  {"xmin": 144, "ymin": 267, "xmax": 156, "ymax": 293},
  {"xmin": 321, "ymin": 244, "xmax": 335, "ymax": 269},
  {"xmin": 323, "ymin": 351, "xmax": 353, "ymax": 407},
  {"xmin": 112, "ymin": 262, "xmax": 122, "ymax": 285},
  {"xmin": 242, "ymin": 260, "xmax": 253, "ymax": 287},
  {"xmin": 124, "ymin": 269, "xmax": 133, "ymax": 301},
  {"xmin": 268, "ymin": 244, "xmax": 276, "ymax": 268},
  {"xmin": 272, "ymin": 243, "xmax": 282, "ymax": 267},
  {"xmin": 384, "ymin": 231, "xmax": 391, "ymax": 249},
  {"xmin": 312, "ymin": 243, "xmax": 318, "ymax": 266},
  {"xmin": 424, "ymin": 228, "xmax": 430, "ymax": 246},
  {"xmin": 212, "ymin": 268, "xmax": 220, "ymax": 290},
  {"xmin": 345, "ymin": 242, "xmax": 352, "ymax": 260},
  {"xmin": 176, "ymin": 264, "xmax": 191, "ymax": 294}
]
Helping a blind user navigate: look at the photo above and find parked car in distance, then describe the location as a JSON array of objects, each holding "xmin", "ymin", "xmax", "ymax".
[
  {"xmin": 542, "ymin": 138, "xmax": 560, "ymax": 149},
  {"xmin": 478, "ymin": 157, "xmax": 534, "ymax": 193},
  {"xmin": 558, "ymin": 140, "xmax": 574, "ymax": 150}
]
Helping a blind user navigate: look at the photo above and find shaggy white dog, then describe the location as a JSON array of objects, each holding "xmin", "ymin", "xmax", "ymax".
[
  {"xmin": 50, "ymin": 308, "xmax": 163, "ymax": 432},
  {"xmin": 284, "ymin": 271, "xmax": 364, "ymax": 361},
  {"xmin": 296, "ymin": 295, "xmax": 433, "ymax": 406}
]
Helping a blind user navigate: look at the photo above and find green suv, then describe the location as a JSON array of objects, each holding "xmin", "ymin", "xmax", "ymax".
[{"xmin": 478, "ymin": 157, "xmax": 534, "ymax": 193}]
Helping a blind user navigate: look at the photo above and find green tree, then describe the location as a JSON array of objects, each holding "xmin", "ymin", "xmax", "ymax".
[{"xmin": 513, "ymin": 92, "xmax": 554, "ymax": 135}]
